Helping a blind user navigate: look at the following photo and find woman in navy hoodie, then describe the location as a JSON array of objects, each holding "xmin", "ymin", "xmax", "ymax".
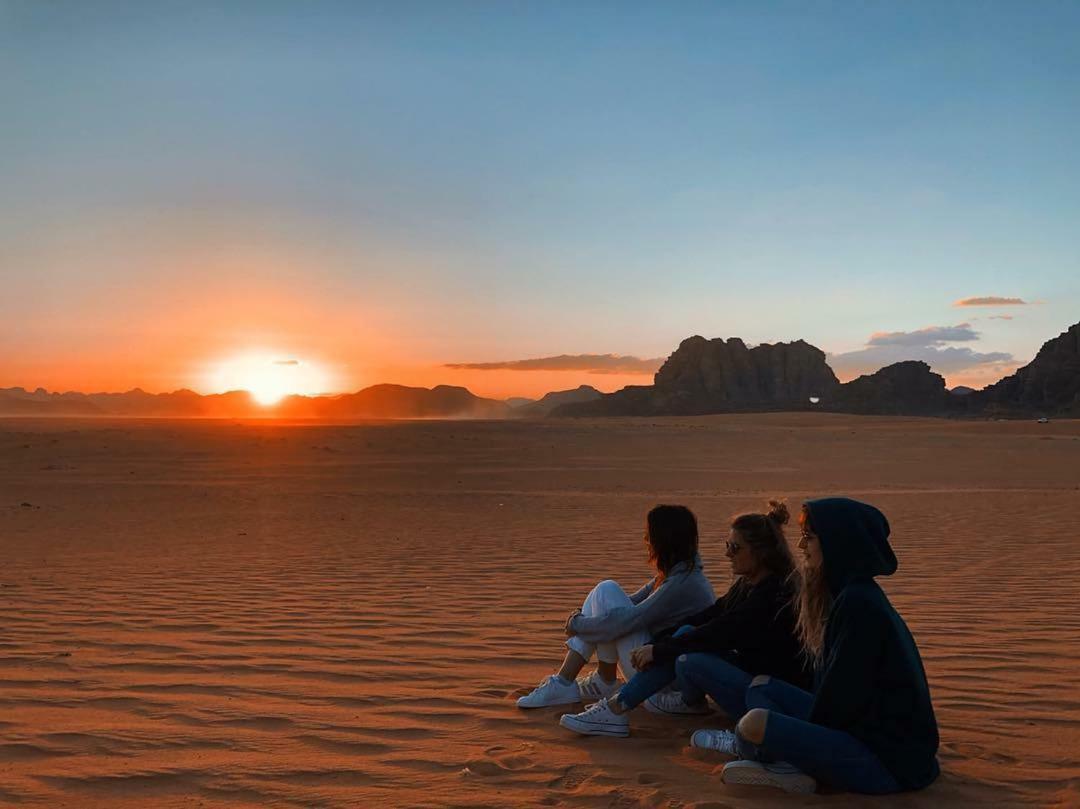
[{"xmin": 720, "ymin": 497, "xmax": 939, "ymax": 795}]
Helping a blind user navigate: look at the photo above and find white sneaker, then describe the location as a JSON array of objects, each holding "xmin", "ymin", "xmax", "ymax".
[
  {"xmin": 516, "ymin": 674, "xmax": 581, "ymax": 709},
  {"xmin": 559, "ymin": 698, "xmax": 630, "ymax": 737},
  {"xmin": 690, "ymin": 728, "xmax": 738, "ymax": 755},
  {"xmin": 644, "ymin": 691, "xmax": 711, "ymax": 715},
  {"xmin": 576, "ymin": 670, "xmax": 620, "ymax": 700},
  {"xmin": 721, "ymin": 760, "xmax": 817, "ymax": 794}
]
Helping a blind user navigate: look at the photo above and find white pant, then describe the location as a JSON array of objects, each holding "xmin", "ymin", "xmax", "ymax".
[{"xmin": 565, "ymin": 580, "xmax": 650, "ymax": 679}]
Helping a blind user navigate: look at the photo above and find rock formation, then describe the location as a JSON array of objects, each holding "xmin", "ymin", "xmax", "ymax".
[
  {"xmin": 970, "ymin": 322, "xmax": 1080, "ymax": 416},
  {"xmin": 825, "ymin": 361, "xmax": 950, "ymax": 415},
  {"xmin": 555, "ymin": 337, "xmax": 840, "ymax": 416}
]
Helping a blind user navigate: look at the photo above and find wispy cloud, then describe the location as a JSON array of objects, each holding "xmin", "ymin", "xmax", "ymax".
[
  {"xmin": 988, "ymin": 315, "xmax": 1014, "ymax": 321},
  {"xmin": 273, "ymin": 359, "xmax": 300, "ymax": 366},
  {"xmin": 830, "ymin": 323, "xmax": 1015, "ymax": 379},
  {"xmin": 868, "ymin": 324, "xmax": 978, "ymax": 347},
  {"xmin": 953, "ymin": 296, "xmax": 1027, "ymax": 307},
  {"xmin": 444, "ymin": 353, "xmax": 663, "ymax": 375}
]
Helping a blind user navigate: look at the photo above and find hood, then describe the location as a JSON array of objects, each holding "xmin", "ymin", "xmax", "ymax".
[{"xmin": 804, "ymin": 497, "xmax": 896, "ymax": 595}]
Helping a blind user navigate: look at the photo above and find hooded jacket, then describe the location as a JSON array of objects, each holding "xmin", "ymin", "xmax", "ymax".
[{"xmin": 805, "ymin": 497, "xmax": 939, "ymax": 791}]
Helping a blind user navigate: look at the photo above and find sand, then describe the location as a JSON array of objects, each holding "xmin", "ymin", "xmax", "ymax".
[{"xmin": 1, "ymin": 413, "xmax": 1079, "ymax": 808}]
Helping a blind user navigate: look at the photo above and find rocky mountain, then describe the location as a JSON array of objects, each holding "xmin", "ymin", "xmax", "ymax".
[
  {"xmin": 969, "ymin": 322, "xmax": 1080, "ymax": 416},
  {"xmin": 555, "ymin": 321, "xmax": 1080, "ymax": 419},
  {"xmin": 824, "ymin": 361, "xmax": 950, "ymax": 415},
  {"xmin": 512, "ymin": 385, "xmax": 601, "ymax": 417},
  {"xmin": 555, "ymin": 337, "xmax": 840, "ymax": 416}
]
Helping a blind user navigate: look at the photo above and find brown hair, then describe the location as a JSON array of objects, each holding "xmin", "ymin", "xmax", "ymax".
[
  {"xmin": 730, "ymin": 499, "xmax": 796, "ymax": 580},
  {"xmin": 792, "ymin": 505, "xmax": 832, "ymax": 664},
  {"xmin": 645, "ymin": 504, "xmax": 700, "ymax": 586}
]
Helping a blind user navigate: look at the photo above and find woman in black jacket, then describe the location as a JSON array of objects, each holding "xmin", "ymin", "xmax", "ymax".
[
  {"xmin": 559, "ymin": 500, "xmax": 809, "ymax": 739},
  {"xmin": 720, "ymin": 498, "xmax": 940, "ymax": 795}
]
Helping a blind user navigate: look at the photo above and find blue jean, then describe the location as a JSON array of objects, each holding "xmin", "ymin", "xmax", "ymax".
[
  {"xmin": 737, "ymin": 677, "xmax": 902, "ymax": 795},
  {"xmin": 616, "ymin": 626, "xmax": 752, "ymax": 720}
]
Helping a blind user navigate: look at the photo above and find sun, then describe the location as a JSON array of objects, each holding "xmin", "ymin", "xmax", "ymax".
[{"xmin": 203, "ymin": 352, "xmax": 339, "ymax": 406}]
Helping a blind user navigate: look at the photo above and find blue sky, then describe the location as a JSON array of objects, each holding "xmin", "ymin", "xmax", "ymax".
[{"xmin": 2, "ymin": 1, "xmax": 1078, "ymax": 396}]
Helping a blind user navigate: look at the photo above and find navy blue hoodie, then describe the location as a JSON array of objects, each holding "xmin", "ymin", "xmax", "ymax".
[{"xmin": 805, "ymin": 498, "xmax": 939, "ymax": 791}]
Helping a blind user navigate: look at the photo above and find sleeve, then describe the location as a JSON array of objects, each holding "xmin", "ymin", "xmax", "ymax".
[
  {"xmin": 808, "ymin": 596, "xmax": 886, "ymax": 730},
  {"xmin": 628, "ymin": 578, "xmax": 655, "ymax": 605},
  {"xmin": 570, "ymin": 576, "xmax": 682, "ymax": 644},
  {"xmin": 651, "ymin": 583, "xmax": 768, "ymax": 663}
]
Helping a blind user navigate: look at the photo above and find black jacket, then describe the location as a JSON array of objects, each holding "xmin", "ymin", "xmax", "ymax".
[
  {"xmin": 805, "ymin": 497, "xmax": 940, "ymax": 792},
  {"xmin": 652, "ymin": 573, "xmax": 810, "ymax": 689}
]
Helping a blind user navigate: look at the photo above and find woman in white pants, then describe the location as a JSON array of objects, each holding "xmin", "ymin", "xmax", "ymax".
[{"xmin": 517, "ymin": 505, "xmax": 715, "ymax": 708}]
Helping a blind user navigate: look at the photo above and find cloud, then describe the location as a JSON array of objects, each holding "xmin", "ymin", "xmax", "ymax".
[
  {"xmin": 273, "ymin": 359, "xmax": 300, "ymax": 366},
  {"xmin": 989, "ymin": 315, "xmax": 1014, "ymax": 321},
  {"xmin": 829, "ymin": 322, "xmax": 1014, "ymax": 379},
  {"xmin": 953, "ymin": 296, "xmax": 1027, "ymax": 307},
  {"xmin": 444, "ymin": 353, "xmax": 663, "ymax": 375},
  {"xmin": 868, "ymin": 323, "xmax": 978, "ymax": 347}
]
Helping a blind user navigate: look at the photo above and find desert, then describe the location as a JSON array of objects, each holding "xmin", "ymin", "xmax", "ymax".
[{"xmin": 2, "ymin": 414, "xmax": 1078, "ymax": 808}]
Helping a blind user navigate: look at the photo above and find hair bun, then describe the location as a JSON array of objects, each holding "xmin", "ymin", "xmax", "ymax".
[{"xmin": 766, "ymin": 499, "xmax": 790, "ymax": 526}]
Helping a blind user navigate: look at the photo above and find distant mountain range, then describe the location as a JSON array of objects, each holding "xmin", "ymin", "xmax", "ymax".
[
  {"xmin": 0, "ymin": 384, "xmax": 511, "ymax": 419},
  {"xmin": 3, "ymin": 322, "xmax": 1077, "ymax": 420}
]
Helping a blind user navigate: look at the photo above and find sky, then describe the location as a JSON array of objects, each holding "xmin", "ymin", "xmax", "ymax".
[{"xmin": 2, "ymin": 1, "xmax": 1079, "ymax": 400}]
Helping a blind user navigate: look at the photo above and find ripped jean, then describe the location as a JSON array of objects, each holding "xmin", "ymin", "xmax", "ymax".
[{"xmin": 736, "ymin": 676, "xmax": 902, "ymax": 795}]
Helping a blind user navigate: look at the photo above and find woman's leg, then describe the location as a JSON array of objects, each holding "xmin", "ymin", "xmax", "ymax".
[
  {"xmin": 566, "ymin": 580, "xmax": 642, "ymax": 683},
  {"xmin": 733, "ymin": 708, "xmax": 901, "ymax": 794},
  {"xmin": 675, "ymin": 653, "xmax": 753, "ymax": 720},
  {"xmin": 518, "ymin": 580, "xmax": 632, "ymax": 709},
  {"xmin": 612, "ymin": 624, "xmax": 696, "ymax": 710},
  {"xmin": 613, "ymin": 661, "xmax": 677, "ymax": 710},
  {"xmin": 744, "ymin": 675, "xmax": 814, "ymax": 720}
]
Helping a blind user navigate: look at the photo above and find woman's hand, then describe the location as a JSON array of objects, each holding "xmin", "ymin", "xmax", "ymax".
[
  {"xmin": 564, "ymin": 609, "xmax": 582, "ymax": 637},
  {"xmin": 630, "ymin": 644, "xmax": 655, "ymax": 670}
]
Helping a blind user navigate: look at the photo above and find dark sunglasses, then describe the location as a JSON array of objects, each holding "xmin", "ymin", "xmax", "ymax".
[{"xmin": 725, "ymin": 540, "xmax": 744, "ymax": 554}]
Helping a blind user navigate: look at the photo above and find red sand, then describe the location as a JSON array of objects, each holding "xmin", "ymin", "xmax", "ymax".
[{"xmin": 2, "ymin": 414, "xmax": 1079, "ymax": 807}]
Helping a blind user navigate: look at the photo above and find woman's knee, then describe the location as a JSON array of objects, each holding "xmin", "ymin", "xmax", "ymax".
[
  {"xmin": 590, "ymin": 579, "xmax": 623, "ymax": 597},
  {"xmin": 736, "ymin": 708, "xmax": 769, "ymax": 745}
]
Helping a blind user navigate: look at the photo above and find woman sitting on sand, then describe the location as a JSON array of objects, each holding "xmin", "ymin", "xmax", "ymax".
[
  {"xmin": 517, "ymin": 504, "xmax": 715, "ymax": 709},
  {"xmin": 717, "ymin": 498, "xmax": 940, "ymax": 795},
  {"xmin": 558, "ymin": 501, "xmax": 810, "ymax": 738}
]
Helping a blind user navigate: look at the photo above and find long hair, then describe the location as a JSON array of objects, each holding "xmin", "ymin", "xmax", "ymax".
[
  {"xmin": 645, "ymin": 504, "xmax": 699, "ymax": 586},
  {"xmin": 730, "ymin": 499, "xmax": 796, "ymax": 580},
  {"xmin": 792, "ymin": 505, "xmax": 832, "ymax": 664}
]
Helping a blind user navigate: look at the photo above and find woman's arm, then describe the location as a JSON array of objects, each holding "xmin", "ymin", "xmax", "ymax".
[{"xmin": 570, "ymin": 575, "xmax": 684, "ymax": 643}]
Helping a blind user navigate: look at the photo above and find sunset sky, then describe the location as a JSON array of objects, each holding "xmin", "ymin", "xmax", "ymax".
[{"xmin": 3, "ymin": 2, "xmax": 1079, "ymax": 399}]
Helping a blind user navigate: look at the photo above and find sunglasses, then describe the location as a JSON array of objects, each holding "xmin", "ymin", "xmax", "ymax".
[{"xmin": 725, "ymin": 541, "xmax": 744, "ymax": 554}]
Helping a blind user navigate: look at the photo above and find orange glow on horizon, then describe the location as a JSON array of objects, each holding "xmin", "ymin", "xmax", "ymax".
[{"xmin": 200, "ymin": 352, "xmax": 343, "ymax": 405}]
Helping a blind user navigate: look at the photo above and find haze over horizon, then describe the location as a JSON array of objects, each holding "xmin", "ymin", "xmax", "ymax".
[{"xmin": 3, "ymin": 2, "xmax": 1078, "ymax": 400}]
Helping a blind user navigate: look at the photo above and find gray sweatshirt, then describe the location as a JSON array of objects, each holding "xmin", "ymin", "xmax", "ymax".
[{"xmin": 569, "ymin": 556, "xmax": 715, "ymax": 644}]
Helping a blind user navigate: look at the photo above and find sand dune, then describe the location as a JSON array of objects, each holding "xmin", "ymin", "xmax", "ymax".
[{"xmin": 2, "ymin": 414, "xmax": 1079, "ymax": 807}]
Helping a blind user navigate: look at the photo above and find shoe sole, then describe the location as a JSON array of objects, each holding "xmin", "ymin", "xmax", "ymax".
[
  {"xmin": 721, "ymin": 765, "xmax": 816, "ymax": 794},
  {"xmin": 558, "ymin": 715, "xmax": 629, "ymax": 737},
  {"xmin": 517, "ymin": 698, "xmax": 580, "ymax": 709}
]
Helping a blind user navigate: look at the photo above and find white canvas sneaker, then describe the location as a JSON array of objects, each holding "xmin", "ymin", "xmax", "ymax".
[
  {"xmin": 721, "ymin": 760, "xmax": 817, "ymax": 794},
  {"xmin": 643, "ymin": 691, "xmax": 711, "ymax": 715},
  {"xmin": 576, "ymin": 670, "xmax": 620, "ymax": 700},
  {"xmin": 690, "ymin": 728, "xmax": 738, "ymax": 755},
  {"xmin": 558, "ymin": 698, "xmax": 630, "ymax": 737},
  {"xmin": 516, "ymin": 674, "xmax": 581, "ymax": 709}
]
